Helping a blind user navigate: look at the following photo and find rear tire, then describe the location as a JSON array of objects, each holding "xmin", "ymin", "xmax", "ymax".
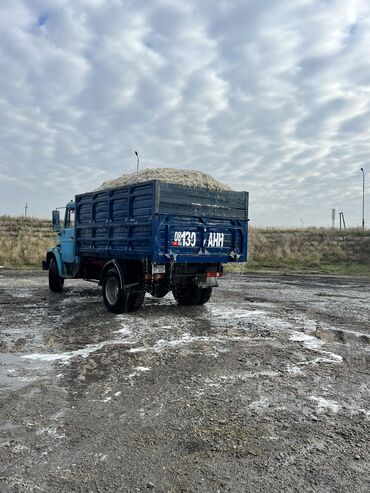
[
  {"xmin": 173, "ymin": 283, "xmax": 213, "ymax": 306},
  {"xmin": 197, "ymin": 287, "xmax": 213, "ymax": 305},
  {"xmin": 102, "ymin": 269, "xmax": 128, "ymax": 313},
  {"xmin": 148, "ymin": 282, "xmax": 169, "ymax": 299},
  {"xmin": 172, "ymin": 284, "xmax": 198, "ymax": 306},
  {"xmin": 102, "ymin": 268, "xmax": 145, "ymax": 313},
  {"xmin": 49, "ymin": 258, "xmax": 64, "ymax": 293},
  {"xmin": 127, "ymin": 292, "xmax": 145, "ymax": 312}
]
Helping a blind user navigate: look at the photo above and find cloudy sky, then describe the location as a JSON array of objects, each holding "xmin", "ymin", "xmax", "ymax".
[{"xmin": 0, "ymin": 0, "xmax": 369, "ymax": 227}]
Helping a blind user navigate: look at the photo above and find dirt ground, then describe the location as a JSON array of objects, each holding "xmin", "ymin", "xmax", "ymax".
[{"xmin": 0, "ymin": 270, "xmax": 369, "ymax": 493}]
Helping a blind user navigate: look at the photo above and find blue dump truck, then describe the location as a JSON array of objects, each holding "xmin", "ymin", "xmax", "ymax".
[{"xmin": 43, "ymin": 180, "xmax": 249, "ymax": 313}]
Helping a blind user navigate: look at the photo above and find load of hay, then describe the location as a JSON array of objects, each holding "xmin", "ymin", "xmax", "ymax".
[{"xmin": 94, "ymin": 168, "xmax": 232, "ymax": 192}]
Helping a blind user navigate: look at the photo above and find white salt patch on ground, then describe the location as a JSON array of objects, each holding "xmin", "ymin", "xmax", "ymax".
[
  {"xmin": 208, "ymin": 305, "xmax": 291, "ymax": 331},
  {"xmin": 291, "ymin": 315, "xmax": 318, "ymax": 333},
  {"xmin": 286, "ymin": 364, "xmax": 304, "ymax": 375},
  {"xmin": 36, "ymin": 426, "xmax": 65, "ymax": 440},
  {"xmin": 209, "ymin": 306, "xmax": 265, "ymax": 319},
  {"xmin": 204, "ymin": 371, "xmax": 280, "ymax": 389},
  {"xmin": 310, "ymin": 396, "xmax": 340, "ymax": 413},
  {"xmin": 127, "ymin": 333, "xmax": 256, "ymax": 353},
  {"xmin": 126, "ymin": 366, "xmax": 152, "ymax": 382},
  {"xmin": 311, "ymin": 353, "xmax": 343, "ymax": 364},
  {"xmin": 21, "ymin": 321, "xmax": 139, "ymax": 363},
  {"xmin": 101, "ymin": 396, "xmax": 112, "ymax": 403},
  {"xmin": 113, "ymin": 325, "xmax": 132, "ymax": 337},
  {"xmin": 288, "ymin": 315, "xmax": 344, "ymax": 365},
  {"xmin": 250, "ymin": 397, "xmax": 270, "ymax": 410},
  {"xmin": 298, "ymin": 351, "xmax": 343, "ymax": 365},
  {"xmin": 11, "ymin": 290, "xmax": 33, "ymax": 299},
  {"xmin": 290, "ymin": 331, "xmax": 324, "ymax": 350},
  {"xmin": 21, "ymin": 339, "xmax": 130, "ymax": 363}
]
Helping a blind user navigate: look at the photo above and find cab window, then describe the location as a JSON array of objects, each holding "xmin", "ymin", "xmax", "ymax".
[{"xmin": 64, "ymin": 208, "xmax": 75, "ymax": 228}]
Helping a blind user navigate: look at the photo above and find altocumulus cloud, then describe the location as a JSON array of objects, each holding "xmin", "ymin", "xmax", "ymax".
[{"xmin": 0, "ymin": 0, "xmax": 370, "ymax": 226}]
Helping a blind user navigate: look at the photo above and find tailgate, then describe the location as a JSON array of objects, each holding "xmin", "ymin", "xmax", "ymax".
[{"xmin": 153, "ymin": 215, "xmax": 248, "ymax": 263}]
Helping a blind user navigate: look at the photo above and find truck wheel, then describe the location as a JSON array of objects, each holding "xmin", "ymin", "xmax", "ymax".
[
  {"xmin": 102, "ymin": 269, "xmax": 145, "ymax": 313},
  {"xmin": 127, "ymin": 292, "xmax": 145, "ymax": 312},
  {"xmin": 148, "ymin": 282, "xmax": 169, "ymax": 299},
  {"xmin": 49, "ymin": 258, "xmax": 64, "ymax": 293},
  {"xmin": 173, "ymin": 285, "xmax": 213, "ymax": 306},
  {"xmin": 197, "ymin": 287, "xmax": 213, "ymax": 305},
  {"xmin": 102, "ymin": 269, "xmax": 128, "ymax": 313},
  {"xmin": 172, "ymin": 284, "xmax": 202, "ymax": 306}
]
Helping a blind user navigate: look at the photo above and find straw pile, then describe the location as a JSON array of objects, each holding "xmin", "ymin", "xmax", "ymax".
[{"xmin": 94, "ymin": 168, "xmax": 232, "ymax": 192}]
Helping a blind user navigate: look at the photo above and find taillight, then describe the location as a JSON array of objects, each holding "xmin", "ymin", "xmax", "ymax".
[
  {"xmin": 144, "ymin": 273, "xmax": 165, "ymax": 281},
  {"xmin": 206, "ymin": 272, "xmax": 223, "ymax": 278}
]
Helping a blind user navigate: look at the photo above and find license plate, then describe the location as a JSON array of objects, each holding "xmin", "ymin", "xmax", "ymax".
[
  {"xmin": 171, "ymin": 230, "xmax": 225, "ymax": 248},
  {"xmin": 152, "ymin": 264, "xmax": 166, "ymax": 274},
  {"xmin": 172, "ymin": 231, "xmax": 197, "ymax": 247}
]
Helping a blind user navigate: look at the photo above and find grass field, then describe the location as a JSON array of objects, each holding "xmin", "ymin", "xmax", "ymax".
[
  {"xmin": 0, "ymin": 216, "xmax": 369, "ymax": 275},
  {"xmin": 0, "ymin": 216, "xmax": 55, "ymax": 268},
  {"xmin": 243, "ymin": 226, "xmax": 370, "ymax": 275}
]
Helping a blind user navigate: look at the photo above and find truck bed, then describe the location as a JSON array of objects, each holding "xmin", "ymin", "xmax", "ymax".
[{"xmin": 75, "ymin": 180, "xmax": 248, "ymax": 264}]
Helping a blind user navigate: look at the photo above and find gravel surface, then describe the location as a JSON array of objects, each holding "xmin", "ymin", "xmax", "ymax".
[
  {"xmin": 0, "ymin": 270, "xmax": 369, "ymax": 492},
  {"xmin": 94, "ymin": 168, "xmax": 232, "ymax": 192}
]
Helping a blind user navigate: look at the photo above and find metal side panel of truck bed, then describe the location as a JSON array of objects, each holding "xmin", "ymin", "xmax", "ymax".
[{"xmin": 75, "ymin": 180, "xmax": 248, "ymax": 264}]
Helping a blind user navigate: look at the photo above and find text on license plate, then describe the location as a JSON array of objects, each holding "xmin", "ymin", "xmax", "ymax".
[{"xmin": 172, "ymin": 231, "xmax": 224, "ymax": 248}]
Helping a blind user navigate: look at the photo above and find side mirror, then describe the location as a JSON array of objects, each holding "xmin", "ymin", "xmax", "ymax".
[{"xmin": 52, "ymin": 210, "xmax": 61, "ymax": 232}]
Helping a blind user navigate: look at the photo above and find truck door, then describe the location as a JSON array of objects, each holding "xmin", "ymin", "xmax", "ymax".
[{"xmin": 60, "ymin": 205, "xmax": 76, "ymax": 264}]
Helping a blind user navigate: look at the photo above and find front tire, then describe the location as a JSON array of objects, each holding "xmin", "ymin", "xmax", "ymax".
[{"xmin": 49, "ymin": 258, "xmax": 64, "ymax": 293}]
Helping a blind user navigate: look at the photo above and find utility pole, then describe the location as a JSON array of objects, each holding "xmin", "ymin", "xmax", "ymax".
[
  {"xmin": 331, "ymin": 208, "xmax": 336, "ymax": 229},
  {"xmin": 361, "ymin": 168, "xmax": 365, "ymax": 230},
  {"xmin": 135, "ymin": 151, "xmax": 139, "ymax": 172},
  {"xmin": 24, "ymin": 203, "xmax": 28, "ymax": 218},
  {"xmin": 339, "ymin": 212, "xmax": 346, "ymax": 231},
  {"xmin": 300, "ymin": 219, "xmax": 303, "ymax": 228}
]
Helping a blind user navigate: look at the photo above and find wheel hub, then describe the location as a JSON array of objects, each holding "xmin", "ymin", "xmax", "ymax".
[{"xmin": 106, "ymin": 277, "xmax": 120, "ymax": 305}]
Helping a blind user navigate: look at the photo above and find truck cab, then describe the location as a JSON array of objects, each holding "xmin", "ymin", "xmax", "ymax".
[
  {"xmin": 43, "ymin": 201, "xmax": 79, "ymax": 281},
  {"xmin": 59, "ymin": 202, "xmax": 77, "ymax": 267}
]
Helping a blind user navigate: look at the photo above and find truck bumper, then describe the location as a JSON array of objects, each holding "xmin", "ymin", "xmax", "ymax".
[{"xmin": 197, "ymin": 276, "xmax": 219, "ymax": 288}]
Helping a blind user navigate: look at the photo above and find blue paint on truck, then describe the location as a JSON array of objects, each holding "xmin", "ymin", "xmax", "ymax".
[{"xmin": 44, "ymin": 180, "xmax": 249, "ymax": 313}]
